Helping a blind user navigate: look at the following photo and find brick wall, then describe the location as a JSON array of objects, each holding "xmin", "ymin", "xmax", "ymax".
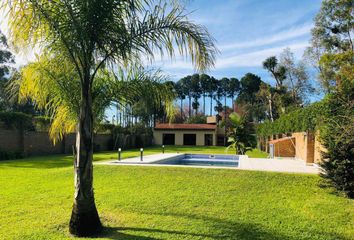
[
  {"xmin": 24, "ymin": 131, "xmax": 64, "ymax": 155},
  {"xmin": 261, "ymin": 131, "xmax": 325, "ymax": 164},
  {"xmin": 269, "ymin": 137, "xmax": 296, "ymax": 157},
  {"xmin": 0, "ymin": 129, "xmax": 23, "ymax": 152},
  {"xmin": 0, "ymin": 129, "xmax": 114, "ymax": 156}
]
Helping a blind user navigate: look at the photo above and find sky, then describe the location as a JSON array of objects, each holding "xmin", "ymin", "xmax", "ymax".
[
  {"xmin": 155, "ymin": 0, "xmax": 322, "ymax": 83},
  {"xmin": 0, "ymin": 0, "xmax": 324, "ymax": 119}
]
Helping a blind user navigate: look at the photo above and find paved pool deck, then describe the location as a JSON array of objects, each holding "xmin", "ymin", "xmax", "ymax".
[
  {"xmin": 96, "ymin": 153, "xmax": 320, "ymax": 174},
  {"xmin": 96, "ymin": 153, "xmax": 183, "ymax": 165},
  {"xmin": 239, "ymin": 157, "xmax": 320, "ymax": 174}
]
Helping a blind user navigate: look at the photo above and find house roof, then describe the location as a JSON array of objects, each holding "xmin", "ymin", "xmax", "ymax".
[{"xmin": 154, "ymin": 123, "xmax": 216, "ymax": 130}]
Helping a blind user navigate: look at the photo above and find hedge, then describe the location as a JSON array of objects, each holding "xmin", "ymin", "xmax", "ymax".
[
  {"xmin": 256, "ymin": 101, "xmax": 327, "ymax": 137},
  {"xmin": 0, "ymin": 112, "xmax": 33, "ymax": 130}
]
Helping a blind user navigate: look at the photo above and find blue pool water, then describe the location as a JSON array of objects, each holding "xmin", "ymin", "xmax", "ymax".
[{"xmin": 158, "ymin": 154, "xmax": 239, "ymax": 167}]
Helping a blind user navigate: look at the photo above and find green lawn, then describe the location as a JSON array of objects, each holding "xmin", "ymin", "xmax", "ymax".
[
  {"xmin": 93, "ymin": 145, "xmax": 268, "ymax": 162},
  {"xmin": 0, "ymin": 146, "xmax": 353, "ymax": 240}
]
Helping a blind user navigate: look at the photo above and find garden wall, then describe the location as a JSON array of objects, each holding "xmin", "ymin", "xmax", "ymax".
[
  {"xmin": 0, "ymin": 129, "xmax": 113, "ymax": 156},
  {"xmin": 260, "ymin": 131, "xmax": 323, "ymax": 165},
  {"xmin": 0, "ymin": 128, "xmax": 154, "ymax": 158},
  {"xmin": 269, "ymin": 137, "xmax": 295, "ymax": 157}
]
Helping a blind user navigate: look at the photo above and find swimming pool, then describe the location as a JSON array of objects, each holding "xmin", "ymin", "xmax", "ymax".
[{"xmin": 156, "ymin": 154, "xmax": 239, "ymax": 167}]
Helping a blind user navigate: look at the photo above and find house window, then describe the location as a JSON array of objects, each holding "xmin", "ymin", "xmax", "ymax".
[
  {"xmin": 163, "ymin": 134, "xmax": 175, "ymax": 145},
  {"xmin": 183, "ymin": 134, "xmax": 196, "ymax": 145},
  {"xmin": 204, "ymin": 134, "xmax": 213, "ymax": 146}
]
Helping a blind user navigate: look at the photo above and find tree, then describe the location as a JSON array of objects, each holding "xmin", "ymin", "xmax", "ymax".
[
  {"xmin": 228, "ymin": 77, "xmax": 240, "ymax": 110},
  {"xmin": 312, "ymin": 0, "xmax": 353, "ymax": 53},
  {"xmin": 256, "ymin": 83, "xmax": 276, "ymax": 122},
  {"xmin": 279, "ymin": 48, "xmax": 314, "ymax": 105},
  {"xmin": 220, "ymin": 77, "xmax": 230, "ymax": 111},
  {"xmin": 181, "ymin": 75, "xmax": 193, "ymax": 118},
  {"xmin": 206, "ymin": 76, "xmax": 218, "ymax": 115},
  {"xmin": 219, "ymin": 77, "xmax": 230, "ymax": 145},
  {"xmin": 175, "ymin": 79, "xmax": 187, "ymax": 118},
  {"xmin": 304, "ymin": 35, "xmax": 330, "ymax": 92},
  {"xmin": 199, "ymin": 73, "xmax": 210, "ymax": 114},
  {"xmin": 236, "ymin": 73, "xmax": 265, "ymax": 122},
  {"xmin": 226, "ymin": 112, "xmax": 256, "ymax": 154},
  {"xmin": 214, "ymin": 79, "xmax": 223, "ymax": 113},
  {"xmin": 309, "ymin": 0, "xmax": 354, "ymax": 198},
  {"xmin": 305, "ymin": 0, "xmax": 353, "ymax": 93},
  {"xmin": 263, "ymin": 56, "xmax": 287, "ymax": 88},
  {"xmin": 4, "ymin": 0, "xmax": 217, "ymax": 236},
  {"xmin": 190, "ymin": 73, "xmax": 201, "ymax": 115},
  {"xmin": 0, "ymin": 30, "xmax": 15, "ymax": 110}
]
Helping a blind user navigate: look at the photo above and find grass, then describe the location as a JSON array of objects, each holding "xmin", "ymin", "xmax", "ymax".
[
  {"xmin": 0, "ymin": 146, "xmax": 353, "ymax": 240},
  {"xmin": 93, "ymin": 145, "xmax": 268, "ymax": 162}
]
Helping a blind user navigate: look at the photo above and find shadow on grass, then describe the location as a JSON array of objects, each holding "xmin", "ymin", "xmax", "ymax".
[
  {"xmin": 99, "ymin": 213, "xmax": 293, "ymax": 240},
  {"xmin": 99, "ymin": 211, "xmax": 350, "ymax": 240},
  {"xmin": 0, "ymin": 154, "xmax": 73, "ymax": 169}
]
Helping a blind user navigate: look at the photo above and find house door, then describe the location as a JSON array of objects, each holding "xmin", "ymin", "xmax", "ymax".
[
  {"xmin": 183, "ymin": 134, "xmax": 196, "ymax": 145},
  {"xmin": 204, "ymin": 134, "xmax": 213, "ymax": 146},
  {"xmin": 163, "ymin": 134, "xmax": 175, "ymax": 145}
]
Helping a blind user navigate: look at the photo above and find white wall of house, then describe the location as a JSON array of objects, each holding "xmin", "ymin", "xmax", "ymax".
[{"xmin": 153, "ymin": 130, "xmax": 216, "ymax": 146}]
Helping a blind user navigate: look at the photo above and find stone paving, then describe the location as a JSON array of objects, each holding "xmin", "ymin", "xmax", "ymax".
[{"xmin": 97, "ymin": 153, "xmax": 320, "ymax": 174}]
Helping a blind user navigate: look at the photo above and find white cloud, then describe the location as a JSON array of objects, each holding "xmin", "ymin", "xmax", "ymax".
[
  {"xmin": 160, "ymin": 42, "xmax": 309, "ymax": 71},
  {"xmin": 219, "ymin": 23, "xmax": 312, "ymax": 51},
  {"xmin": 216, "ymin": 42, "xmax": 309, "ymax": 68}
]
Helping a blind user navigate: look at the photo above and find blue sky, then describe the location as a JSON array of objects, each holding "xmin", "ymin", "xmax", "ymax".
[
  {"xmin": 153, "ymin": 0, "xmax": 322, "ymax": 85},
  {"xmin": 107, "ymin": 0, "xmax": 324, "ymax": 120},
  {"xmin": 0, "ymin": 0, "xmax": 324, "ymax": 119}
]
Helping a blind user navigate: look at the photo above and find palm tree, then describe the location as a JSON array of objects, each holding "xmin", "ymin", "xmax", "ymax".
[
  {"xmin": 4, "ymin": 0, "xmax": 217, "ymax": 236},
  {"xmin": 226, "ymin": 113, "xmax": 254, "ymax": 155},
  {"xmin": 262, "ymin": 56, "xmax": 287, "ymax": 89}
]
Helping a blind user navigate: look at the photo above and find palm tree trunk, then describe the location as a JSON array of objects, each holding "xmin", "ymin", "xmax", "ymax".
[{"xmin": 69, "ymin": 78, "xmax": 102, "ymax": 237}]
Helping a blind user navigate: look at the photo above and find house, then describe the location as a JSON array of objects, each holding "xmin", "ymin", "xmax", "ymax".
[
  {"xmin": 153, "ymin": 123, "xmax": 217, "ymax": 146},
  {"xmin": 153, "ymin": 116, "xmax": 225, "ymax": 146}
]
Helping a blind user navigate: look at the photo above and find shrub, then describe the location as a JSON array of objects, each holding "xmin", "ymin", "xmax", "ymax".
[
  {"xmin": 33, "ymin": 116, "xmax": 51, "ymax": 132},
  {"xmin": 319, "ymin": 79, "xmax": 354, "ymax": 198},
  {"xmin": 186, "ymin": 115, "xmax": 206, "ymax": 124},
  {"xmin": 0, "ymin": 150, "xmax": 24, "ymax": 161},
  {"xmin": 0, "ymin": 111, "xmax": 34, "ymax": 130},
  {"xmin": 256, "ymin": 101, "xmax": 325, "ymax": 137}
]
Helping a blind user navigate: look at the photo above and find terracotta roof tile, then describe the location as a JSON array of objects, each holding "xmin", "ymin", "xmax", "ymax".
[{"xmin": 154, "ymin": 123, "xmax": 216, "ymax": 130}]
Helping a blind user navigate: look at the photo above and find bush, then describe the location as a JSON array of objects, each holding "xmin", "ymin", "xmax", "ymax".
[
  {"xmin": 0, "ymin": 111, "xmax": 34, "ymax": 130},
  {"xmin": 0, "ymin": 150, "xmax": 24, "ymax": 161},
  {"xmin": 256, "ymin": 101, "xmax": 326, "ymax": 137},
  {"xmin": 33, "ymin": 116, "xmax": 51, "ymax": 132},
  {"xmin": 186, "ymin": 115, "xmax": 206, "ymax": 124},
  {"xmin": 319, "ymin": 82, "xmax": 354, "ymax": 198}
]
